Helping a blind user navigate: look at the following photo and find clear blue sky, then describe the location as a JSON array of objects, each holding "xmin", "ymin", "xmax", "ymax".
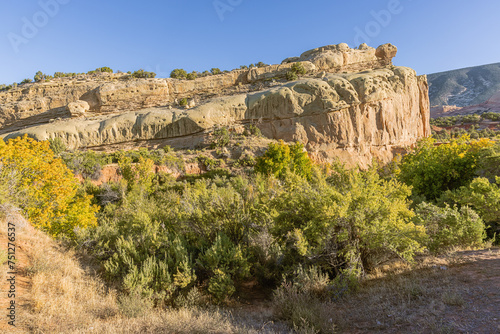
[{"xmin": 1, "ymin": 0, "xmax": 499, "ymax": 84}]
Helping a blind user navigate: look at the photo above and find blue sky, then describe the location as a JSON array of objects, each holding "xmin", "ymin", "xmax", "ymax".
[{"xmin": 1, "ymin": 0, "xmax": 499, "ymax": 84}]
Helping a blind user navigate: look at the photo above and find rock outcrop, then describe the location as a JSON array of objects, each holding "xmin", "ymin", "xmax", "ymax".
[
  {"xmin": 67, "ymin": 100, "xmax": 90, "ymax": 117},
  {"xmin": 0, "ymin": 43, "xmax": 430, "ymax": 167}
]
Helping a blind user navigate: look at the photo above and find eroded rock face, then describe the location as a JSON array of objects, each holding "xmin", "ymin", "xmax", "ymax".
[
  {"xmin": 3, "ymin": 65, "xmax": 430, "ymax": 167},
  {"xmin": 0, "ymin": 43, "xmax": 429, "ymax": 167},
  {"xmin": 0, "ymin": 43, "xmax": 398, "ymax": 130}
]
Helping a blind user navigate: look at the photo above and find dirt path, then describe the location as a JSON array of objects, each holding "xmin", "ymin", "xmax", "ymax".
[
  {"xmin": 440, "ymin": 249, "xmax": 500, "ymax": 333},
  {"xmin": 332, "ymin": 248, "xmax": 500, "ymax": 334}
]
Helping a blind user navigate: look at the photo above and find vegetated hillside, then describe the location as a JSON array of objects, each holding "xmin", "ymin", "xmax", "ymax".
[
  {"xmin": 428, "ymin": 62, "xmax": 500, "ymax": 107},
  {"xmin": 2, "ymin": 133, "xmax": 500, "ymax": 333}
]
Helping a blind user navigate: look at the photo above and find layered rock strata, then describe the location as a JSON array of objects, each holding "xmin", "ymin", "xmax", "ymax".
[{"xmin": 0, "ymin": 43, "xmax": 430, "ymax": 167}]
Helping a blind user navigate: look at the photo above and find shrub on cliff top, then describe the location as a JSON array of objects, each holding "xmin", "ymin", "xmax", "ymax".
[
  {"xmin": 132, "ymin": 69, "xmax": 156, "ymax": 79},
  {"xmin": 34, "ymin": 71, "xmax": 49, "ymax": 82},
  {"xmin": 96, "ymin": 66, "xmax": 113, "ymax": 73},
  {"xmin": 170, "ymin": 69, "xmax": 187, "ymax": 79},
  {"xmin": 286, "ymin": 62, "xmax": 307, "ymax": 81},
  {"xmin": 210, "ymin": 68, "xmax": 222, "ymax": 75},
  {"xmin": 186, "ymin": 71, "xmax": 198, "ymax": 80}
]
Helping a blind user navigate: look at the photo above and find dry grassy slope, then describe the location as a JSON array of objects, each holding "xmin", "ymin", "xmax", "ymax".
[{"xmin": 1, "ymin": 204, "xmax": 499, "ymax": 333}]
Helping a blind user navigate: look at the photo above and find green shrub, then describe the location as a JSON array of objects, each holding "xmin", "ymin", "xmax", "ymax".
[
  {"xmin": 396, "ymin": 136, "xmax": 493, "ymax": 201},
  {"xmin": 96, "ymin": 66, "xmax": 113, "ymax": 73},
  {"xmin": 48, "ymin": 137, "xmax": 66, "ymax": 155},
  {"xmin": 207, "ymin": 269, "xmax": 235, "ymax": 304},
  {"xmin": 20, "ymin": 78, "xmax": 32, "ymax": 84},
  {"xmin": 186, "ymin": 71, "xmax": 198, "ymax": 80},
  {"xmin": 271, "ymin": 166, "xmax": 425, "ymax": 274},
  {"xmin": 196, "ymin": 155, "xmax": 222, "ymax": 171},
  {"xmin": 209, "ymin": 127, "xmax": 230, "ymax": 148},
  {"xmin": 441, "ymin": 177, "xmax": 500, "ymax": 242},
  {"xmin": 210, "ymin": 68, "xmax": 221, "ymax": 75},
  {"xmin": 179, "ymin": 98, "xmax": 188, "ymax": 106},
  {"xmin": 233, "ymin": 154, "xmax": 256, "ymax": 168},
  {"xmin": 461, "ymin": 114, "xmax": 481, "ymax": 124},
  {"xmin": 256, "ymin": 62, "xmax": 267, "ymax": 68},
  {"xmin": 430, "ymin": 116, "xmax": 460, "ymax": 127},
  {"xmin": 291, "ymin": 62, "xmax": 306, "ymax": 75},
  {"xmin": 286, "ymin": 62, "xmax": 307, "ymax": 81},
  {"xmin": 482, "ymin": 112, "xmax": 500, "ymax": 121},
  {"xmin": 255, "ymin": 141, "xmax": 312, "ymax": 179},
  {"xmin": 131, "ymin": 69, "xmax": 156, "ymax": 78},
  {"xmin": 62, "ymin": 150, "xmax": 112, "ymax": 180},
  {"xmin": 84, "ymin": 193, "xmax": 197, "ymax": 302},
  {"xmin": 413, "ymin": 202, "xmax": 485, "ymax": 253},
  {"xmin": 286, "ymin": 71, "xmax": 298, "ymax": 81},
  {"xmin": 243, "ymin": 124, "xmax": 261, "ymax": 137},
  {"xmin": 34, "ymin": 71, "xmax": 49, "ymax": 82},
  {"xmin": 170, "ymin": 68, "xmax": 187, "ymax": 79},
  {"xmin": 197, "ymin": 233, "xmax": 250, "ymax": 303}
]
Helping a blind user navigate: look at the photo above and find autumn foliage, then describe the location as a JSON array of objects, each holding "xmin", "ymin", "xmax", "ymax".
[{"xmin": 0, "ymin": 135, "xmax": 98, "ymax": 238}]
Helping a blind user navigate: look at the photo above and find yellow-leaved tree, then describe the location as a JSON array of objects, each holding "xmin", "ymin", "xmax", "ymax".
[{"xmin": 0, "ymin": 135, "xmax": 98, "ymax": 238}]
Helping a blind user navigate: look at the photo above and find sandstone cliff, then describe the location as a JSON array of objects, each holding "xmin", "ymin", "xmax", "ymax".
[{"xmin": 0, "ymin": 43, "xmax": 430, "ymax": 167}]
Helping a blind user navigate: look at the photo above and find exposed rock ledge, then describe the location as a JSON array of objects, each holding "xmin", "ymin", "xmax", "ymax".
[
  {"xmin": 2, "ymin": 64, "xmax": 430, "ymax": 168},
  {"xmin": 0, "ymin": 43, "xmax": 397, "ymax": 131}
]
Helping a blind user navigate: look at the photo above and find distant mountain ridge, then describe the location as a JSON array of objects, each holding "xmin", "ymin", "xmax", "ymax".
[{"xmin": 428, "ymin": 62, "xmax": 500, "ymax": 107}]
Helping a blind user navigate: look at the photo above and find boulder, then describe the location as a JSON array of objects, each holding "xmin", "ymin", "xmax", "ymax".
[
  {"xmin": 376, "ymin": 43, "xmax": 398, "ymax": 59},
  {"xmin": 66, "ymin": 100, "xmax": 90, "ymax": 117}
]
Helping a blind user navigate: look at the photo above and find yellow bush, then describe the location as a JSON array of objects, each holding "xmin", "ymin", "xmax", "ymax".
[{"xmin": 0, "ymin": 135, "xmax": 98, "ymax": 238}]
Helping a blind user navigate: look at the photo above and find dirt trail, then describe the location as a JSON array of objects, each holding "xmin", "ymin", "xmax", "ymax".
[
  {"xmin": 442, "ymin": 249, "xmax": 500, "ymax": 333},
  {"xmin": 341, "ymin": 248, "xmax": 500, "ymax": 334}
]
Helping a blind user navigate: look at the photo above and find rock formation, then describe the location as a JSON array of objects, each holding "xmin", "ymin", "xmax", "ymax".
[
  {"xmin": 0, "ymin": 43, "xmax": 430, "ymax": 167},
  {"xmin": 67, "ymin": 100, "xmax": 90, "ymax": 118}
]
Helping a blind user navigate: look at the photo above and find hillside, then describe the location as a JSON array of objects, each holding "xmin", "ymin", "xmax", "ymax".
[
  {"xmin": 0, "ymin": 43, "xmax": 430, "ymax": 168},
  {"xmin": 428, "ymin": 62, "xmax": 500, "ymax": 107},
  {"xmin": 2, "ymin": 204, "xmax": 499, "ymax": 333}
]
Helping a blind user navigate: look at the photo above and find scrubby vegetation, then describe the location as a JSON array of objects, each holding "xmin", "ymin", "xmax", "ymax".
[
  {"xmin": 170, "ymin": 68, "xmax": 188, "ymax": 79},
  {"xmin": 1, "ymin": 131, "xmax": 499, "ymax": 333},
  {"xmin": 431, "ymin": 113, "xmax": 500, "ymax": 141},
  {"xmin": 286, "ymin": 62, "xmax": 307, "ymax": 81},
  {"xmin": 131, "ymin": 69, "xmax": 156, "ymax": 78},
  {"xmin": 61, "ymin": 147, "xmax": 184, "ymax": 180}
]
